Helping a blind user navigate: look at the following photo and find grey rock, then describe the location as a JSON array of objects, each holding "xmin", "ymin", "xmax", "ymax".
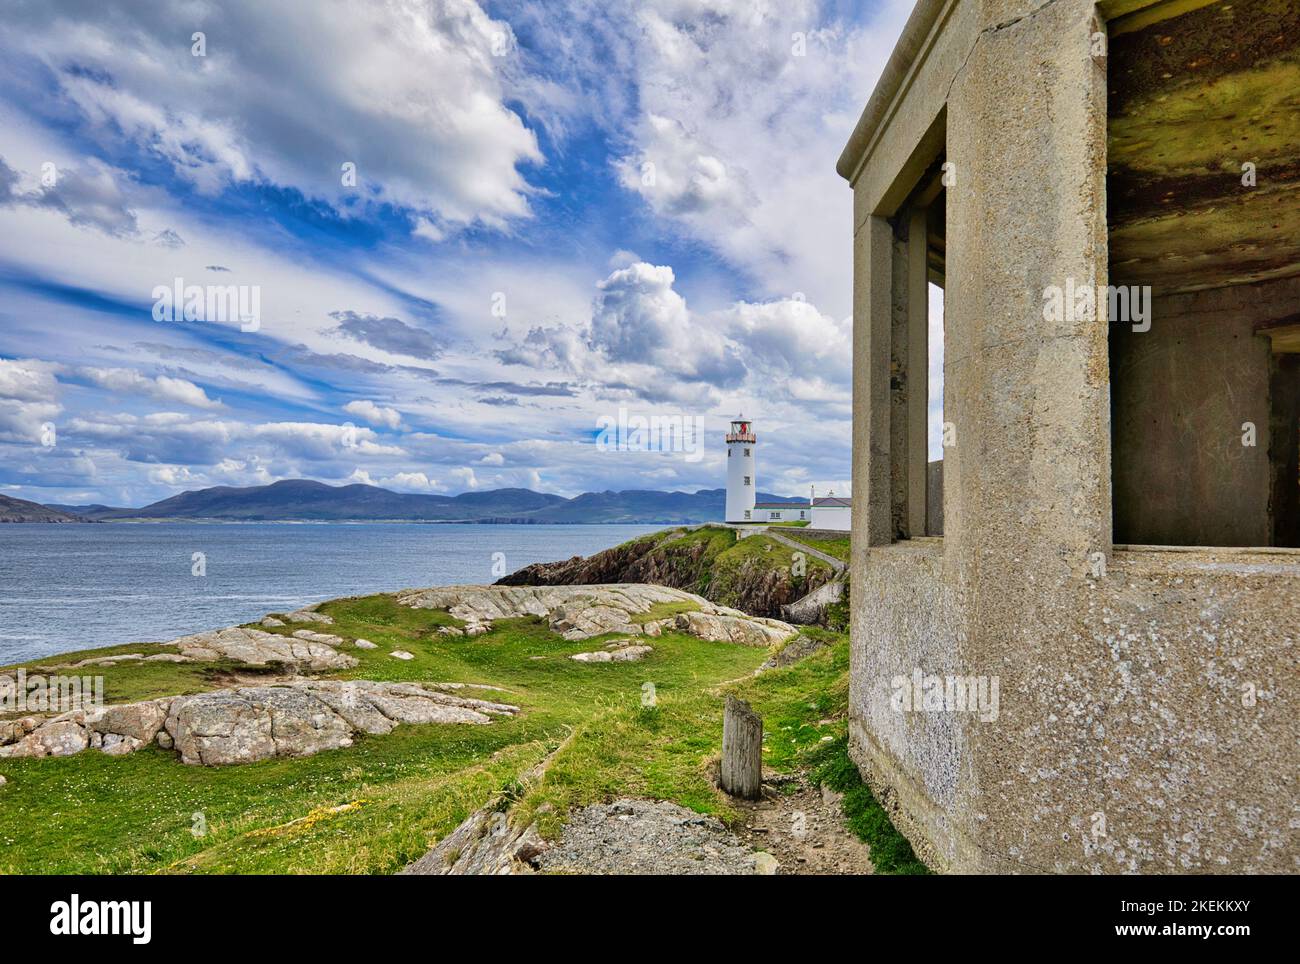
[
  {"xmin": 0, "ymin": 720, "xmax": 88, "ymax": 759},
  {"xmin": 571, "ymin": 643, "xmax": 654, "ymax": 663},
  {"xmin": 91, "ymin": 698, "xmax": 171, "ymax": 743},
  {"xmin": 170, "ymin": 626, "xmax": 356, "ymax": 671},
  {"xmin": 101, "ymin": 733, "xmax": 145, "ymax": 756},
  {"xmin": 537, "ymin": 798, "xmax": 773, "ymax": 875},
  {"xmin": 291, "ymin": 629, "xmax": 344, "ymax": 646},
  {"xmin": 402, "ymin": 809, "xmax": 548, "ymax": 875},
  {"xmin": 396, "ymin": 584, "xmax": 797, "ymax": 645},
  {"xmin": 285, "ymin": 609, "xmax": 333, "ymax": 625}
]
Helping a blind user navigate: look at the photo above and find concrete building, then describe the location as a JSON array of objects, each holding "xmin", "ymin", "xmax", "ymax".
[
  {"xmin": 811, "ymin": 495, "xmax": 851, "ymax": 531},
  {"xmin": 724, "ymin": 416, "xmax": 756, "ymax": 522},
  {"xmin": 838, "ymin": 0, "xmax": 1297, "ymax": 872},
  {"xmin": 753, "ymin": 501, "xmax": 810, "ymax": 523}
]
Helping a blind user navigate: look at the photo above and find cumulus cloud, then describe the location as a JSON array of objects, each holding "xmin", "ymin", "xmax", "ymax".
[
  {"xmin": 591, "ymin": 262, "xmax": 743, "ymax": 384},
  {"xmin": 613, "ymin": 0, "xmax": 913, "ymax": 317},
  {"xmin": 496, "ymin": 261, "xmax": 745, "ymax": 404},
  {"xmin": 344, "ymin": 399, "xmax": 402, "ymax": 429},
  {"xmin": 494, "ymin": 260, "xmax": 853, "ymax": 410},
  {"xmin": 2, "ymin": 0, "xmax": 543, "ymax": 230},
  {"xmin": 0, "ymin": 358, "xmax": 62, "ymax": 443},
  {"xmin": 722, "ymin": 297, "xmax": 850, "ymax": 384},
  {"xmin": 448, "ymin": 466, "xmax": 478, "ymax": 489}
]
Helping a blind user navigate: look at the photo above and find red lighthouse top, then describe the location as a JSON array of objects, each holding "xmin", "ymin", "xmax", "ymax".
[{"xmin": 726, "ymin": 416, "xmax": 755, "ymax": 444}]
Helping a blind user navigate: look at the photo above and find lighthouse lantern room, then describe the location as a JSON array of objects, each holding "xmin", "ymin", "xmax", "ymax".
[{"xmin": 725, "ymin": 416, "xmax": 756, "ymax": 523}]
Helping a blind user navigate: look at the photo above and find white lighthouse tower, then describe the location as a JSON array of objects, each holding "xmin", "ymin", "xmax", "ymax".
[{"xmin": 725, "ymin": 415, "xmax": 756, "ymax": 523}]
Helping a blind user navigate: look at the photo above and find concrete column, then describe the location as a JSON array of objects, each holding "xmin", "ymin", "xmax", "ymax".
[
  {"xmin": 944, "ymin": 0, "xmax": 1111, "ymax": 576},
  {"xmin": 906, "ymin": 205, "xmax": 931, "ymax": 539},
  {"xmin": 890, "ymin": 218, "xmax": 911, "ymax": 540},
  {"xmin": 852, "ymin": 214, "xmax": 895, "ymax": 548}
]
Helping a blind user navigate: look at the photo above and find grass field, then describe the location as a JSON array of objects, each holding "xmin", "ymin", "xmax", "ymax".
[
  {"xmin": 781, "ymin": 531, "xmax": 851, "ymax": 562},
  {"xmin": 0, "ymin": 589, "xmax": 925, "ymax": 875}
]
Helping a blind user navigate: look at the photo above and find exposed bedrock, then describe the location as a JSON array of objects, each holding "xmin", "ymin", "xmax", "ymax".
[
  {"xmin": 0, "ymin": 681, "xmax": 518, "ymax": 765},
  {"xmin": 495, "ymin": 530, "xmax": 833, "ymax": 619},
  {"xmin": 395, "ymin": 583, "xmax": 797, "ymax": 647}
]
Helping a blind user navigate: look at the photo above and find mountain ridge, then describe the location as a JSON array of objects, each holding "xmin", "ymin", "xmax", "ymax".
[
  {"xmin": 0, "ymin": 493, "xmax": 92, "ymax": 523},
  {"xmin": 19, "ymin": 479, "xmax": 808, "ymax": 524}
]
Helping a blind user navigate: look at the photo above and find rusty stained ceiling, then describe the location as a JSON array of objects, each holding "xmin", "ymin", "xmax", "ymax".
[{"xmin": 1107, "ymin": 0, "xmax": 1300, "ymax": 294}]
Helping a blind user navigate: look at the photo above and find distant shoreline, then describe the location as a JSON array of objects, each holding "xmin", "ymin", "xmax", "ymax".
[{"xmin": 0, "ymin": 518, "xmax": 699, "ymax": 526}]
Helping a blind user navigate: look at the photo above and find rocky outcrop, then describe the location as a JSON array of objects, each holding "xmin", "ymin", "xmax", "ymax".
[
  {"xmin": 497, "ymin": 526, "xmax": 834, "ymax": 619},
  {"xmin": 0, "ymin": 681, "xmax": 518, "ymax": 765},
  {"xmin": 171, "ymin": 626, "xmax": 357, "ymax": 671},
  {"xmin": 758, "ymin": 631, "xmax": 835, "ymax": 671},
  {"xmin": 496, "ymin": 533, "xmax": 707, "ymax": 589},
  {"xmin": 285, "ymin": 609, "xmax": 333, "ymax": 625},
  {"xmin": 781, "ymin": 577, "xmax": 846, "ymax": 625},
  {"xmin": 570, "ymin": 641, "xmax": 653, "ymax": 663},
  {"xmin": 395, "ymin": 584, "xmax": 798, "ymax": 646},
  {"xmin": 644, "ymin": 610, "xmax": 794, "ymax": 648},
  {"xmin": 400, "ymin": 808, "xmax": 549, "ymax": 875}
]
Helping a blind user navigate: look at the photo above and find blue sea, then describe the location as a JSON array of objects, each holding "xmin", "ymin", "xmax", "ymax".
[{"xmin": 0, "ymin": 523, "xmax": 663, "ymax": 663}]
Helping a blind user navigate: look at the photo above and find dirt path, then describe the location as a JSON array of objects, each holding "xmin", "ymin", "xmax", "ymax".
[{"xmin": 732, "ymin": 774, "xmax": 875, "ymax": 875}]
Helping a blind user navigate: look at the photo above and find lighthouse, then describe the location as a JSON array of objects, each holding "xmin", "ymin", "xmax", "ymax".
[{"xmin": 725, "ymin": 416, "xmax": 756, "ymax": 523}]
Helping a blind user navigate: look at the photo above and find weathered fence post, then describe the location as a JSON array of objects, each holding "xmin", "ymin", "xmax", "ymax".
[{"xmin": 721, "ymin": 695, "xmax": 763, "ymax": 799}]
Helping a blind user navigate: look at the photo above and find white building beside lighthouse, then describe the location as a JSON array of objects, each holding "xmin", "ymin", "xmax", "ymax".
[
  {"xmin": 722, "ymin": 418, "xmax": 851, "ymax": 529},
  {"xmin": 725, "ymin": 416, "xmax": 756, "ymax": 522}
]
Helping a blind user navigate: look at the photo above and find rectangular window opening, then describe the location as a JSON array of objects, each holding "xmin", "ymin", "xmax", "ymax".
[
  {"xmin": 1107, "ymin": 6, "xmax": 1300, "ymax": 548},
  {"xmin": 888, "ymin": 159, "xmax": 945, "ymax": 542}
]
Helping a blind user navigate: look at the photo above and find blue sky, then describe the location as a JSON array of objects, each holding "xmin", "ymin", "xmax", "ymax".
[{"xmin": 0, "ymin": 0, "xmax": 916, "ymax": 507}]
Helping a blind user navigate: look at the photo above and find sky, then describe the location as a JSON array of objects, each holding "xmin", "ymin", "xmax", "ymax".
[{"xmin": 0, "ymin": 0, "xmax": 923, "ymax": 508}]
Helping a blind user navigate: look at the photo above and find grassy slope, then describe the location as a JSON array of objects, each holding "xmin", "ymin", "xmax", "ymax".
[
  {"xmin": 781, "ymin": 531, "xmax": 852, "ymax": 563},
  {"xmin": 0, "ymin": 595, "xmax": 762, "ymax": 873},
  {"xmin": 0, "ymin": 589, "xmax": 924, "ymax": 876},
  {"xmin": 510, "ymin": 634, "xmax": 926, "ymax": 874}
]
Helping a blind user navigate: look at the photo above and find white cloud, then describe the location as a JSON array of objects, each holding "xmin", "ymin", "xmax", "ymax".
[
  {"xmin": 615, "ymin": 0, "xmax": 913, "ymax": 318},
  {"xmin": 147, "ymin": 464, "xmax": 198, "ymax": 486},
  {"xmin": 5, "ymin": 0, "xmax": 542, "ymax": 231},
  {"xmin": 0, "ymin": 357, "xmax": 61, "ymax": 402},
  {"xmin": 78, "ymin": 367, "xmax": 223, "ymax": 410},
  {"xmin": 344, "ymin": 400, "xmax": 403, "ymax": 430},
  {"xmin": 449, "ymin": 466, "xmax": 478, "ymax": 489},
  {"xmin": 0, "ymin": 358, "xmax": 63, "ymax": 443},
  {"xmin": 385, "ymin": 471, "xmax": 440, "ymax": 491}
]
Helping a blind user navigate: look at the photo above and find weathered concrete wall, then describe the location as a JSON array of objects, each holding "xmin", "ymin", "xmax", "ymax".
[
  {"xmin": 1111, "ymin": 278, "xmax": 1300, "ymax": 546},
  {"xmin": 853, "ymin": 541, "xmax": 1299, "ymax": 873},
  {"xmin": 844, "ymin": 0, "xmax": 1298, "ymax": 874}
]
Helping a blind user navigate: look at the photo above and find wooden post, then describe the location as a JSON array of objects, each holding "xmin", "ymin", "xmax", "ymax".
[{"xmin": 721, "ymin": 695, "xmax": 763, "ymax": 799}]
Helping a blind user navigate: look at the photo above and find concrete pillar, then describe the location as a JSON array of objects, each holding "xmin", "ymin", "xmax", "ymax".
[
  {"xmin": 906, "ymin": 206, "xmax": 931, "ymax": 540},
  {"xmin": 890, "ymin": 217, "xmax": 911, "ymax": 540},
  {"xmin": 852, "ymin": 214, "xmax": 895, "ymax": 549},
  {"xmin": 944, "ymin": 0, "xmax": 1111, "ymax": 577}
]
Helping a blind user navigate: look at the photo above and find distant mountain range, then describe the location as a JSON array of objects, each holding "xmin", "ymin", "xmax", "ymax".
[
  {"xmin": 0, "ymin": 493, "xmax": 94, "ymax": 523},
  {"xmin": 26, "ymin": 478, "xmax": 806, "ymax": 524}
]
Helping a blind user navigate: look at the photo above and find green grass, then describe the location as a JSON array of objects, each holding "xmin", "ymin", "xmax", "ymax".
[
  {"xmin": 0, "ymin": 593, "xmax": 765, "ymax": 874},
  {"xmin": 2, "ymin": 641, "xmax": 267, "ymax": 713},
  {"xmin": 804, "ymin": 736, "xmax": 930, "ymax": 875},
  {"xmin": 0, "ymin": 587, "xmax": 925, "ymax": 875},
  {"xmin": 782, "ymin": 532, "xmax": 851, "ymax": 562}
]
